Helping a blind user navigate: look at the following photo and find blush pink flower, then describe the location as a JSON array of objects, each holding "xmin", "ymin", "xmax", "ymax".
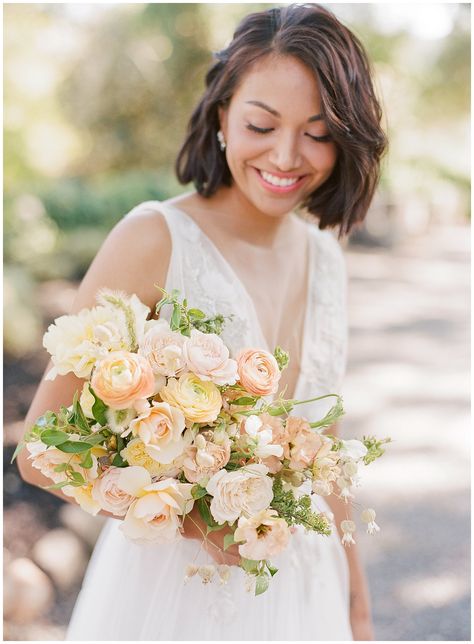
[
  {"xmin": 182, "ymin": 329, "xmax": 238, "ymax": 386},
  {"xmin": 286, "ymin": 417, "xmax": 324, "ymax": 471},
  {"xmin": 236, "ymin": 349, "xmax": 281, "ymax": 396},
  {"xmin": 182, "ymin": 436, "xmax": 231, "ymax": 484},
  {"xmin": 234, "ymin": 508, "xmax": 290, "ymax": 560},
  {"xmin": 91, "ymin": 351, "xmax": 156, "ymax": 409},
  {"xmin": 91, "ymin": 467, "xmax": 135, "ymax": 516}
]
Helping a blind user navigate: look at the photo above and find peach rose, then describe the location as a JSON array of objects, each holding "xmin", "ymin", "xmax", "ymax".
[
  {"xmin": 236, "ymin": 348, "xmax": 281, "ymax": 396},
  {"xmin": 91, "ymin": 351, "xmax": 155, "ymax": 409},
  {"xmin": 234, "ymin": 508, "xmax": 290, "ymax": 560},
  {"xmin": 159, "ymin": 373, "xmax": 222, "ymax": 424},
  {"xmin": 182, "ymin": 329, "xmax": 238, "ymax": 386},
  {"xmin": 128, "ymin": 401, "xmax": 186, "ymax": 464},
  {"xmin": 117, "ymin": 466, "xmax": 193, "ymax": 543},
  {"xmin": 182, "ymin": 434, "xmax": 231, "ymax": 484},
  {"xmin": 91, "ymin": 467, "xmax": 136, "ymax": 516}
]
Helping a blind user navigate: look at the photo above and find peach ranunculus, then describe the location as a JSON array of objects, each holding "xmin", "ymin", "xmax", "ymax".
[
  {"xmin": 128, "ymin": 401, "xmax": 187, "ymax": 464},
  {"xmin": 286, "ymin": 417, "xmax": 324, "ymax": 471},
  {"xmin": 182, "ymin": 329, "xmax": 238, "ymax": 386},
  {"xmin": 138, "ymin": 319, "xmax": 186, "ymax": 378},
  {"xmin": 206, "ymin": 464, "xmax": 273, "ymax": 524},
  {"xmin": 91, "ymin": 467, "xmax": 136, "ymax": 516},
  {"xmin": 236, "ymin": 349, "xmax": 281, "ymax": 396},
  {"xmin": 234, "ymin": 508, "xmax": 291, "ymax": 560},
  {"xmin": 117, "ymin": 466, "xmax": 193, "ymax": 543},
  {"xmin": 120, "ymin": 437, "xmax": 183, "ymax": 478},
  {"xmin": 91, "ymin": 351, "xmax": 156, "ymax": 410},
  {"xmin": 159, "ymin": 373, "xmax": 222, "ymax": 424},
  {"xmin": 182, "ymin": 434, "xmax": 231, "ymax": 484}
]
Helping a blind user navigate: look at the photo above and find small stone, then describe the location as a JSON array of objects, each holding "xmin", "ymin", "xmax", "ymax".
[
  {"xmin": 59, "ymin": 503, "xmax": 106, "ymax": 549},
  {"xmin": 32, "ymin": 528, "xmax": 88, "ymax": 589},
  {"xmin": 4, "ymin": 557, "xmax": 54, "ymax": 622}
]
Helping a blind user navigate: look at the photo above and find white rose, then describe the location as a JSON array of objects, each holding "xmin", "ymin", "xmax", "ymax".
[
  {"xmin": 206, "ymin": 464, "xmax": 273, "ymax": 524},
  {"xmin": 91, "ymin": 467, "xmax": 135, "ymax": 516},
  {"xmin": 138, "ymin": 319, "xmax": 186, "ymax": 377},
  {"xmin": 182, "ymin": 329, "xmax": 238, "ymax": 386},
  {"xmin": 117, "ymin": 466, "xmax": 193, "ymax": 543}
]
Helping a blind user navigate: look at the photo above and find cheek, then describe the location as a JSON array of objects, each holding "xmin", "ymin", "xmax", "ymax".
[{"xmin": 309, "ymin": 143, "xmax": 338, "ymax": 176}]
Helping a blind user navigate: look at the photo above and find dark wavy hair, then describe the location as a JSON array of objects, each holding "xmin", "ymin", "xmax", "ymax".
[{"xmin": 175, "ymin": 3, "xmax": 388, "ymax": 236}]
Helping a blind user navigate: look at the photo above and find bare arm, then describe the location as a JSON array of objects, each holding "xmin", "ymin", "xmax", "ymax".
[{"xmin": 16, "ymin": 208, "xmax": 171, "ymax": 505}]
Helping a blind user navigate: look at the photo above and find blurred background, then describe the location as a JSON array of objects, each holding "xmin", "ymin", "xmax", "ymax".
[{"xmin": 3, "ymin": 2, "xmax": 470, "ymax": 640}]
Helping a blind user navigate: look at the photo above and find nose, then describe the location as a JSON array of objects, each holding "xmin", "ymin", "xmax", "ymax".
[{"xmin": 268, "ymin": 131, "xmax": 302, "ymax": 172}]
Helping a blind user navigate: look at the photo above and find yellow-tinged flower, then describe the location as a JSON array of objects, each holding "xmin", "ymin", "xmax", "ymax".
[
  {"xmin": 120, "ymin": 437, "xmax": 182, "ymax": 478},
  {"xmin": 159, "ymin": 373, "xmax": 222, "ymax": 424}
]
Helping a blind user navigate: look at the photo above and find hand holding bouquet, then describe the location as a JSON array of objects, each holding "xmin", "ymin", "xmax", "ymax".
[{"xmin": 14, "ymin": 287, "xmax": 389, "ymax": 594}]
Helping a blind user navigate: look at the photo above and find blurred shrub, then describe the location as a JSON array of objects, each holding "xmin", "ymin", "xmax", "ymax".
[{"xmin": 4, "ymin": 266, "xmax": 43, "ymax": 358}]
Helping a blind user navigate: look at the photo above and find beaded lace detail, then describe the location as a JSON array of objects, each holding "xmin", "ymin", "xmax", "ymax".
[{"xmin": 125, "ymin": 200, "xmax": 347, "ymax": 417}]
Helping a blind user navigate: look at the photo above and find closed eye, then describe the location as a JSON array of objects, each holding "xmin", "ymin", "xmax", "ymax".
[{"xmin": 246, "ymin": 123, "xmax": 332, "ymax": 143}]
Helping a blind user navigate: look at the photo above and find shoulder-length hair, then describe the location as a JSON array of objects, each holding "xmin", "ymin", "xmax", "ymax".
[{"xmin": 175, "ymin": 3, "xmax": 388, "ymax": 237}]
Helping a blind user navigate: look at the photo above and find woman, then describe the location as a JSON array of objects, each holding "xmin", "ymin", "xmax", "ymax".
[{"xmin": 18, "ymin": 4, "xmax": 387, "ymax": 640}]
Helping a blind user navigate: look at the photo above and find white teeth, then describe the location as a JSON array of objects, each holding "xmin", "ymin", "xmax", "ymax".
[{"xmin": 260, "ymin": 170, "xmax": 300, "ymax": 187}]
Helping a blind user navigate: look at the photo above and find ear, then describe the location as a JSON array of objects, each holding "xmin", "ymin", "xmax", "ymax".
[{"xmin": 218, "ymin": 104, "xmax": 229, "ymax": 139}]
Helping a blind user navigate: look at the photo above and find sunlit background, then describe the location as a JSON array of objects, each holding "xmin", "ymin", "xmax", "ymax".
[{"xmin": 4, "ymin": 3, "xmax": 470, "ymax": 640}]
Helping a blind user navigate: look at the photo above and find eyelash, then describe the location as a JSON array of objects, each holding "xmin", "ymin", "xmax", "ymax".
[{"xmin": 246, "ymin": 123, "xmax": 332, "ymax": 143}]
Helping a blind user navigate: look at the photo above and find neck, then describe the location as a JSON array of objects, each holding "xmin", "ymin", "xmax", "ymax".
[{"xmin": 189, "ymin": 186, "xmax": 297, "ymax": 249}]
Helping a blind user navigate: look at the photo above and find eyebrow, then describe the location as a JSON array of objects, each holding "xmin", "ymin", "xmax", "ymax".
[{"xmin": 245, "ymin": 100, "xmax": 323, "ymax": 122}]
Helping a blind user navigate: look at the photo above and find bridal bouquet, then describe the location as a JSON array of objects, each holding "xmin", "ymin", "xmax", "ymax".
[{"xmin": 14, "ymin": 287, "xmax": 389, "ymax": 594}]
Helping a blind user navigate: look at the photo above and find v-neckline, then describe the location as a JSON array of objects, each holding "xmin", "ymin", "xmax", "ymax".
[{"xmin": 161, "ymin": 200, "xmax": 314, "ymax": 401}]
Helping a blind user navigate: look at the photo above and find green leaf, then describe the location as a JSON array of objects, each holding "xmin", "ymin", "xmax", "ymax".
[
  {"xmin": 53, "ymin": 463, "xmax": 69, "ymax": 473},
  {"xmin": 241, "ymin": 558, "xmax": 259, "ymax": 574},
  {"xmin": 10, "ymin": 441, "xmax": 25, "ymax": 464},
  {"xmin": 72, "ymin": 393, "xmax": 91, "ymax": 434},
  {"xmin": 89, "ymin": 386, "xmax": 108, "ymax": 426},
  {"xmin": 266, "ymin": 562, "xmax": 279, "ymax": 577},
  {"xmin": 170, "ymin": 305, "xmax": 181, "ymax": 331},
  {"xmin": 223, "ymin": 533, "xmax": 236, "ymax": 551},
  {"xmin": 44, "ymin": 481, "xmax": 72, "ymax": 491},
  {"xmin": 85, "ymin": 431, "xmax": 107, "ymax": 446},
  {"xmin": 68, "ymin": 471, "xmax": 86, "ymax": 485},
  {"xmin": 80, "ymin": 451, "xmax": 93, "ymax": 469},
  {"xmin": 231, "ymin": 397, "xmax": 257, "ymax": 406},
  {"xmin": 40, "ymin": 429, "xmax": 69, "ymax": 446},
  {"xmin": 56, "ymin": 441, "xmax": 93, "ymax": 454},
  {"xmin": 188, "ymin": 308, "xmax": 205, "ymax": 320},
  {"xmin": 206, "ymin": 524, "xmax": 224, "ymax": 534},
  {"xmin": 111, "ymin": 452, "xmax": 126, "ymax": 467},
  {"xmin": 255, "ymin": 572, "xmax": 270, "ymax": 596},
  {"xmin": 191, "ymin": 485, "xmax": 208, "ymax": 500},
  {"xmin": 196, "ymin": 498, "xmax": 220, "ymax": 528}
]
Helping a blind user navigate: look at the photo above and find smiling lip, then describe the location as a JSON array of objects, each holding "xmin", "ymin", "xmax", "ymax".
[{"xmin": 253, "ymin": 167, "xmax": 307, "ymax": 193}]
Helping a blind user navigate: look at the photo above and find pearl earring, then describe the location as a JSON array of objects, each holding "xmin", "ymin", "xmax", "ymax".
[{"xmin": 217, "ymin": 130, "xmax": 226, "ymax": 151}]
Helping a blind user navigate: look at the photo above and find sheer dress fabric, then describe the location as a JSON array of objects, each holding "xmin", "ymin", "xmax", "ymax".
[{"xmin": 66, "ymin": 201, "xmax": 352, "ymax": 641}]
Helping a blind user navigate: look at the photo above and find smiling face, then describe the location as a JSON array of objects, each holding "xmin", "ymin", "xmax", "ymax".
[{"xmin": 218, "ymin": 54, "xmax": 338, "ymax": 218}]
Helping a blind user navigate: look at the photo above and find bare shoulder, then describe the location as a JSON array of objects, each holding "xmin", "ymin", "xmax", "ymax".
[{"xmin": 70, "ymin": 201, "xmax": 171, "ymax": 316}]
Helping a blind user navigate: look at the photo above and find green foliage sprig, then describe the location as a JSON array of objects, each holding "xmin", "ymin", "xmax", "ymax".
[
  {"xmin": 362, "ymin": 436, "xmax": 392, "ymax": 465},
  {"xmin": 270, "ymin": 477, "xmax": 331, "ymax": 535},
  {"xmin": 155, "ymin": 287, "xmax": 233, "ymax": 336}
]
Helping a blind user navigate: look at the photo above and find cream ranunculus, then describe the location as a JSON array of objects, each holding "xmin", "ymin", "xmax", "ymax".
[
  {"xmin": 138, "ymin": 319, "xmax": 186, "ymax": 377},
  {"xmin": 159, "ymin": 373, "xmax": 222, "ymax": 424},
  {"xmin": 120, "ymin": 437, "xmax": 183, "ymax": 478},
  {"xmin": 182, "ymin": 329, "xmax": 238, "ymax": 386},
  {"xmin": 234, "ymin": 508, "xmax": 291, "ymax": 560},
  {"xmin": 236, "ymin": 348, "xmax": 281, "ymax": 396},
  {"xmin": 128, "ymin": 401, "xmax": 186, "ymax": 464},
  {"xmin": 44, "ymin": 306, "xmax": 131, "ymax": 381},
  {"xmin": 95, "ymin": 288, "xmax": 151, "ymax": 349},
  {"xmin": 91, "ymin": 351, "xmax": 156, "ymax": 410},
  {"xmin": 91, "ymin": 467, "xmax": 136, "ymax": 516},
  {"xmin": 206, "ymin": 464, "xmax": 273, "ymax": 524},
  {"xmin": 117, "ymin": 466, "xmax": 193, "ymax": 543}
]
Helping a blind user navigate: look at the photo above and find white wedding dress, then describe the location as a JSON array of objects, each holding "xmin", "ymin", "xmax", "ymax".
[{"xmin": 66, "ymin": 200, "xmax": 352, "ymax": 641}]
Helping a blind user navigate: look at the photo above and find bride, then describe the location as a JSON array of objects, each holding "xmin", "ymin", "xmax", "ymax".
[{"xmin": 17, "ymin": 4, "xmax": 387, "ymax": 640}]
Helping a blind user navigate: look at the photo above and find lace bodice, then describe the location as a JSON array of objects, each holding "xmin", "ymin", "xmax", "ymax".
[{"xmin": 126, "ymin": 200, "xmax": 348, "ymax": 421}]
